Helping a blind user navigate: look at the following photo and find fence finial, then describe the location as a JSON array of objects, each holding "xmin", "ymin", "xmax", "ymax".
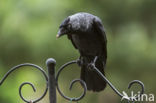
[{"xmin": 47, "ymin": 58, "xmax": 57, "ymax": 103}]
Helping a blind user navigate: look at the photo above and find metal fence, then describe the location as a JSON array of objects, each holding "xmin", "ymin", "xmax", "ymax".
[{"xmin": 0, "ymin": 58, "xmax": 145, "ymax": 103}]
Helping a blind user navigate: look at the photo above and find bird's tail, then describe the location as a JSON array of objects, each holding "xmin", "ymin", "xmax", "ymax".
[{"xmin": 80, "ymin": 58, "xmax": 106, "ymax": 92}]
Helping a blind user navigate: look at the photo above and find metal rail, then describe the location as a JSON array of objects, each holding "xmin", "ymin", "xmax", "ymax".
[{"xmin": 0, "ymin": 58, "xmax": 145, "ymax": 103}]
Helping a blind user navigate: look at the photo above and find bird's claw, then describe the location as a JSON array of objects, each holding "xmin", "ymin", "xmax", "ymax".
[
  {"xmin": 77, "ymin": 59, "xmax": 83, "ymax": 67},
  {"xmin": 87, "ymin": 56, "xmax": 97, "ymax": 70},
  {"xmin": 87, "ymin": 63, "xmax": 95, "ymax": 70}
]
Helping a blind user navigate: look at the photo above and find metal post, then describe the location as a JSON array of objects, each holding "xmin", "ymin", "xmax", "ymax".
[{"xmin": 46, "ymin": 58, "xmax": 56, "ymax": 103}]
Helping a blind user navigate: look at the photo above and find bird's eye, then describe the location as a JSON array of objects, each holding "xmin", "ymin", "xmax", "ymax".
[{"xmin": 59, "ymin": 25, "xmax": 63, "ymax": 28}]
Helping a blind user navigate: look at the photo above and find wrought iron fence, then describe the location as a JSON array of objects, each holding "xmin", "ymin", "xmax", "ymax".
[{"xmin": 0, "ymin": 58, "xmax": 145, "ymax": 103}]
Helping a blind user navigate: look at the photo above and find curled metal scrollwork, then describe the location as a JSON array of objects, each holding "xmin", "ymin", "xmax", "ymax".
[
  {"xmin": 56, "ymin": 60, "xmax": 87, "ymax": 102},
  {"xmin": 0, "ymin": 58, "xmax": 145, "ymax": 103},
  {"xmin": 0, "ymin": 63, "xmax": 48, "ymax": 103},
  {"xmin": 56, "ymin": 59, "xmax": 145, "ymax": 102},
  {"xmin": 91, "ymin": 63, "xmax": 145, "ymax": 102}
]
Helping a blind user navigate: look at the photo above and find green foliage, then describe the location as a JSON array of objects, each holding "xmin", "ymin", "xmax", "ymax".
[{"xmin": 0, "ymin": 0, "xmax": 156, "ymax": 103}]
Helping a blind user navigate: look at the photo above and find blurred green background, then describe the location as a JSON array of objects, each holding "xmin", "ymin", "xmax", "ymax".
[{"xmin": 0, "ymin": 0, "xmax": 156, "ymax": 103}]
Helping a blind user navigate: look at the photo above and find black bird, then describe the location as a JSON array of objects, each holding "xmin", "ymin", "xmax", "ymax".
[{"xmin": 57, "ymin": 12, "xmax": 107, "ymax": 92}]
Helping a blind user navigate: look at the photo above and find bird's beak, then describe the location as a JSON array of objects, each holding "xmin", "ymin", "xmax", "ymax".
[
  {"xmin": 56, "ymin": 34, "xmax": 60, "ymax": 38},
  {"xmin": 56, "ymin": 30, "xmax": 61, "ymax": 38},
  {"xmin": 57, "ymin": 28, "xmax": 68, "ymax": 38}
]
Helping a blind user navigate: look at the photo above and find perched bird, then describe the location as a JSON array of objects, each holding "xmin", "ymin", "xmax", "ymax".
[{"xmin": 57, "ymin": 12, "xmax": 107, "ymax": 92}]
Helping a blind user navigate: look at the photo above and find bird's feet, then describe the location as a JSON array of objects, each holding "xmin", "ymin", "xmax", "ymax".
[
  {"xmin": 87, "ymin": 62, "xmax": 95, "ymax": 70},
  {"xmin": 77, "ymin": 59, "xmax": 83, "ymax": 67},
  {"xmin": 87, "ymin": 56, "xmax": 98, "ymax": 70}
]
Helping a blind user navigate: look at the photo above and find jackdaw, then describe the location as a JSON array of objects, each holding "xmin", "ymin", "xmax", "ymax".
[{"xmin": 57, "ymin": 12, "xmax": 107, "ymax": 92}]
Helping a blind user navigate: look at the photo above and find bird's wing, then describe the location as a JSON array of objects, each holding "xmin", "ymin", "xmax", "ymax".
[
  {"xmin": 93, "ymin": 17, "xmax": 107, "ymax": 62},
  {"xmin": 67, "ymin": 35, "xmax": 77, "ymax": 49}
]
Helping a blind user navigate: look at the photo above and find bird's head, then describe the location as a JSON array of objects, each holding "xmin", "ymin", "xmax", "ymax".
[
  {"xmin": 57, "ymin": 13, "xmax": 93, "ymax": 38},
  {"xmin": 57, "ymin": 17, "xmax": 72, "ymax": 38}
]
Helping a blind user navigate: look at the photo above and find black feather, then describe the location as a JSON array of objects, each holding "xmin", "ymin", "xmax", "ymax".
[{"xmin": 58, "ymin": 12, "xmax": 107, "ymax": 92}]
